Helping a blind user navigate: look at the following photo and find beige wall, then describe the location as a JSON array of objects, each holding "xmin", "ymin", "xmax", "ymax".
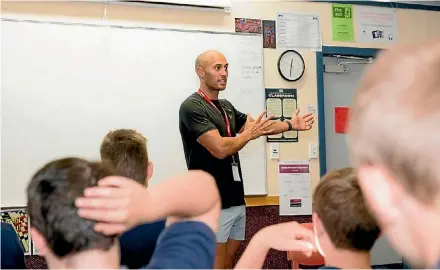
[{"xmin": 3, "ymin": 1, "xmax": 439, "ymax": 197}]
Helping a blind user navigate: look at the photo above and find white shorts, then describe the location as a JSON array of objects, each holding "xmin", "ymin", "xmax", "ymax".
[{"xmin": 216, "ymin": 205, "xmax": 246, "ymax": 243}]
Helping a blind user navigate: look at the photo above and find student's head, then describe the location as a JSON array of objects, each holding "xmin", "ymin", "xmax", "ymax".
[
  {"xmin": 195, "ymin": 50, "xmax": 228, "ymax": 91},
  {"xmin": 347, "ymin": 40, "xmax": 440, "ymax": 268},
  {"xmin": 100, "ymin": 129, "xmax": 152, "ymax": 186},
  {"xmin": 27, "ymin": 157, "xmax": 119, "ymax": 268},
  {"xmin": 312, "ymin": 167, "xmax": 380, "ymax": 256}
]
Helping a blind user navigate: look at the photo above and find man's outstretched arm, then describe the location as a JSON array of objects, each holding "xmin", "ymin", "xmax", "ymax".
[{"xmin": 238, "ymin": 109, "xmax": 315, "ymax": 135}]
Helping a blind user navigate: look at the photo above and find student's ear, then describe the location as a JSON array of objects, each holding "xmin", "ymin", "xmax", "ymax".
[
  {"xmin": 30, "ymin": 227, "xmax": 49, "ymax": 255},
  {"xmin": 312, "ymin": 212, "xmax": 323, "ymax": 234},
  {"xmin": 145, "ymin": 161, "xmax": 153, "ymax": 184}
]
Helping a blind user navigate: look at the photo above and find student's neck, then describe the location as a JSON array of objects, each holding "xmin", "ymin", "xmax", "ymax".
[
  {"xmin": 324, "ymin": 249, "xmax": 371, "ymax": 269},
  {"xmin": 199, "ymin": 85, "xmax": 219, "ymax": 100},
  {"xmin": 48, "ymin": 248, "xmax": 119, "ymax": 269}
]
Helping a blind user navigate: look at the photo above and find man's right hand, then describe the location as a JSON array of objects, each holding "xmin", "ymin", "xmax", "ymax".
[{"xmin": 243, "ymin": 110, "xmax": 275, "ymax": 140}]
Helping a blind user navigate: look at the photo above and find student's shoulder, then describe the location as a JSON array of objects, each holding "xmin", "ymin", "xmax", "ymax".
[
  {"xmin": 160, "ymin": 220, "xmax": 214, "ymax": 239},
  {"xmin": 1, "ymin": 222, "xmax": 15, "ymax": 233}
]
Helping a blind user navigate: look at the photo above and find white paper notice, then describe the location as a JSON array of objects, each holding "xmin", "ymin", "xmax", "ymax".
[
  {"xmin": 277, "ymin": 13, "xmax": 322, "ymax": 51},
  {"xmin": 356, "ymin": 6, "xmax": 398, "ymax": 43},
  {"xmin": 279, "ymin": 161, "xmax": 312, "ymax": 216}
]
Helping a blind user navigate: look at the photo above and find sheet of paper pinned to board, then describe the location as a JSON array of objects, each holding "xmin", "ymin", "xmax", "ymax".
[
  {"xmin": 278, "ymin": 161, "xmax": 312, "ymax": 216},
  {"xmin": 276, "ymin": 12, "xmax": 322, "ymax": 51},
  {"xmin": 356, "ymin": 6, "xmax": 398, "ymax": 43}
]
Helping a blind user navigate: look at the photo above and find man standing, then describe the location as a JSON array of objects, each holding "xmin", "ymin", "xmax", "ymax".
[{"xmin": 179, "ymin": 50, "xmax": 314, "ymax": 269}]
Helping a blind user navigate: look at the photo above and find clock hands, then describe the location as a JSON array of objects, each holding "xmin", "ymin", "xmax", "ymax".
[{"xmin": 290, "ymin": 58, "xmax": 293, "ymax": 77}]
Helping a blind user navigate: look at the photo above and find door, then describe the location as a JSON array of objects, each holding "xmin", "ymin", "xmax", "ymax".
[{"xmin": 323, "ymin": 55, "xmax": 402, "ymax": 266}]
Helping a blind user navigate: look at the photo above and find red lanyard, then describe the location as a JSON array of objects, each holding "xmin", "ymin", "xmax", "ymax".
[{"xmin": 197, "ymin": 89, "xmax": 232, "ymax": 137}]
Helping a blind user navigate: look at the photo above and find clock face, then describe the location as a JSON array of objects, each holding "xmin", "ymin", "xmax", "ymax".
[{"xmin": 277, "ymin": 50, "xmax": 305, "ymax": 82}]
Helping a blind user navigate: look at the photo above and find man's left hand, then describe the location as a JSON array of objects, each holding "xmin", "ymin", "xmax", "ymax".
[{"xmin": 291, "ymin": 109, "xmax": 314, "ymax": 131}]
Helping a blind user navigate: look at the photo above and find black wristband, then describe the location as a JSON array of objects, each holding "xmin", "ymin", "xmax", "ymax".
[{"xmin": 286, "ymin": 121, "xmax": 293, "ymax": 131}]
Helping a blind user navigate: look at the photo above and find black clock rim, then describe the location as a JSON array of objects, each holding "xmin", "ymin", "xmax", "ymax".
[{"xmin": 277, "ymin": 49, "xmax": 305, "ymax": 82}]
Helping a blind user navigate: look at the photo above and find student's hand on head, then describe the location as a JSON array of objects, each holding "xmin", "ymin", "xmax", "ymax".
[
  {"xmin": 256, "ymin": 221, "xmax": 315, "ymax": 255},
  {"xmin": 290, "ymin": 109, "xmax": 314, "ymax": 131},
  {"xmin": 243, "ymin": 110, "xmax": 275, "ymax": 139},
  {"xmin": 75, "ymin": 176, "xmax": 149, "ymax": 235}
]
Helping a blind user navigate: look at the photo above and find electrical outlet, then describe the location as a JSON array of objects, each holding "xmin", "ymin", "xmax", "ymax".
[
  {"xmin": 270, "ymin": 143, "xmax": 280, "ymax": 160},
  {"xmin": 309, "ymin": 143, "xmax": 318, "ymax": 159}
]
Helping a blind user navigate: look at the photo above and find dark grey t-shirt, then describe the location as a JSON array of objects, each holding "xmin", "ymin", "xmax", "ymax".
[{"xmin": 179, "ymin": 92, "xmax": 247, "ymax": 209}]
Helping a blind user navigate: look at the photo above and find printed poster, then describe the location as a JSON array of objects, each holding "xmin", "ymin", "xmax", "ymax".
[
  {"xmin": 276, "ymin": 12, "xmax": 322, "ymax": 51},
  {"xmin": 262, "ymin": 20, "xmax": 276, "ymax": 49},
  {"xmin": 265, "ymin": 88, "xmax": 298, "ymax": 142},
  {"xmin": 235, "ymin": 18, "xmax": 262, "ymax": 34},
  {"xmin": 356, "ymin": 6, "xmax": 398, "ymax": 43},
  {"xmin": 279, "ymin": 161, "xmax": 312, "ymax": 216},
  {"xmin": 334, "ymin": 106, "xmax": 349, "ymax": 134},
  {"xmin": 1, "ymin": 207, "xmax": 31, "ymax": 254},
  {"xmin": 332, "ymin": 4, "xmax": 354, "ymax": 42}
]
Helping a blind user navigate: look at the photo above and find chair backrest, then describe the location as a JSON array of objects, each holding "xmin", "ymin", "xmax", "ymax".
[{"xmin": 287, "ymin": 222, "xmax": 325, "ymax": 266}]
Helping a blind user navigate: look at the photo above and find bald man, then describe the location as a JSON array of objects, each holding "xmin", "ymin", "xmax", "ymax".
[{"xmin": 179, "ymin": 50, "xmax": 314, "ymax": 269}]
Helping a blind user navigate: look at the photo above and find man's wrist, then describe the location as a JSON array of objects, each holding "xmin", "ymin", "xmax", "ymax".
[
  {"xmin": 240, "ymin": 129, "xmax": 253, "ymax": 141},
  {"xmin": 286, "ymin": 120, "xmax": 293, "ymax": 131}
]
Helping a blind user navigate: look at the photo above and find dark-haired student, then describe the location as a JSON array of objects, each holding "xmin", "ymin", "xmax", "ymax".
[{"xmin": 28, "ymin": 157, "xmax": 220, "ymax": 269}]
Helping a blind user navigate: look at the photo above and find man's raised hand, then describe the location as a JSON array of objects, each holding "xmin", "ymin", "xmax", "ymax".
[{"xmin": 243, "ymin": 110, "xmax": 275, "ymax": 140}]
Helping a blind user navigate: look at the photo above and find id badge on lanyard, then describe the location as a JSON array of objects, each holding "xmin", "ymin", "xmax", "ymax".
[
  {"xmin": 197, "ymin": 90, "xmax": 241, "ymax": 182},
  {"xmin": 232, "ymin": 161, "xmax": 241, "ymax": 182}
]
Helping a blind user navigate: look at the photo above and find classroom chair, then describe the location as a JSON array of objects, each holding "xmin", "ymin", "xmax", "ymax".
[{"xmin": 287, "ymin": 223, "xmax": 325, "ymax": 269}]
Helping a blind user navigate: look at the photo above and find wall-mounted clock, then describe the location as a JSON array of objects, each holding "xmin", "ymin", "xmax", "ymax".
[{"xmin": 277, "ymin": 50, "xmax": 305, "ymax": 82}]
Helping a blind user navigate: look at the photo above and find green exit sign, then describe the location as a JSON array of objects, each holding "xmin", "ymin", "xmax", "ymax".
[{"xmin": 333, "ymin": 7, "xmax": 352, "ymax": 19}]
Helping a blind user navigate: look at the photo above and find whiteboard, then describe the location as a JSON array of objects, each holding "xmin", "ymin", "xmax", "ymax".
[{"xmin": 1, "ymin": 17, "xmax": 267, "ymax": 206}]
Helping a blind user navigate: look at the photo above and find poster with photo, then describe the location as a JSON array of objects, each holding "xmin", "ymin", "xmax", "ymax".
[
  {"xmin": 1, "ymin": 207, "xmax": 31, "ymax": 254},
  {"xmin": 265, "ymin": 88, "xmax": 298, "ymax": 142}
]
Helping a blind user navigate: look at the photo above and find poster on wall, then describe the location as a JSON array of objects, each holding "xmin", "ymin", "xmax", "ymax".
[
  {"xmin": 332, "ymin": 4, "xmax": 354, "ymax": 42},
  {"xmin": 279, "ymin": 161, "xmax": 312, "ymax": 216},
  {"xmin": 276, "ymin": 12, "xmax": 322, "ymax": 51},
  {"xmin": 235, "ymin": 18, "xmax": 262, "ymax": 34},
  {"xmin": 262, "ymin": 20, "xmax": 276, "ymax": 49},
  {"xmin": 356, "ymin": 6, "xmax": 398, "ymax": 43},
  {"xmin": 265, "ymin": 88, "xmax": 298, "ymax": 142},
  {"xmin": 1, "ymin": 207, "xmax": 31, "ymax": 255}
]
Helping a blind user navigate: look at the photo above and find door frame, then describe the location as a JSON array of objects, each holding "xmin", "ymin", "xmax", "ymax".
[{"xmin": 316, "ymin": 46, "xmax": 380, "ymax": 176}]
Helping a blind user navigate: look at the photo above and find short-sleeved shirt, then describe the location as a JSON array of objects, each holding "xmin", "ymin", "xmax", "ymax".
[
  {"xmin": 143, "ymin": 221, "xmax": 216, "ymax": 269},
  {"xmin": 119, "ymin": 220, "xmax": 166, "ymax": 268},
  {"xmin": 179, "ymin": 92, "xmax": 247, "ymax": 209}
]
